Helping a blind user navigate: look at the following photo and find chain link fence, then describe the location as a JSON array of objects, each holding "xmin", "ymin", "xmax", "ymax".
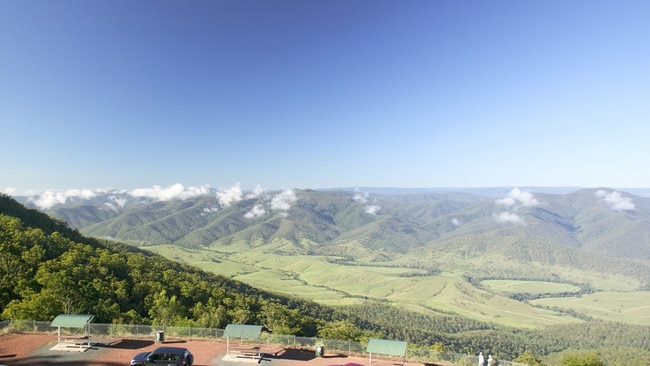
[{"xmin": 0, "ymin": 320, "xmax": 523, "ymax": 366}]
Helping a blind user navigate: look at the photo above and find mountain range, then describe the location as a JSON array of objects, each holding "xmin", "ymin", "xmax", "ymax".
[
  {"xmin": 14, "ymin": 186, "xmax": 650, "ymax": 327},
  {"xmin": 17, "ymin": 187, "xmax": 650, "ymax": 260}
]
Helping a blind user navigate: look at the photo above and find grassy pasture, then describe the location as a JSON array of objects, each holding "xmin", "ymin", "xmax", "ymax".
[
  {"xmin": 421, "ymin": 276, "xmax": 580, "ymax": 328},
  {"xmin": 144, "ymin": 243, "xmax": 642, "ymax": 328},
  {"xmin": 531, "ymin": 291, "xmax": 650, "ymax": 326},
  {"xmin": 235, "ymin": 268, "xmax": 353, "ymax": 302},
  {"xmin": 542, "ymin": 265, "xmax": 641, "ymax": 292},
  {"xmin": 480, "ymin": 279, "xmax": 581, "ymax": 295},
  {"xmin": 231, "ymin": 254, "xmax": 577, "ymax": 327}
]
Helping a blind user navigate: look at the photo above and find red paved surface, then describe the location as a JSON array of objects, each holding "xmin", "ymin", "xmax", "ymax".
[{"xmin": 0, "ymin": 333, "xmax": 372, "ymax": 366}]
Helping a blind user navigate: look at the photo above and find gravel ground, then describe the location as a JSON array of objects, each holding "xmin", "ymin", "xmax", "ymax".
[{"xmin": 0, "ymin": 333, "xmax": 372, "ymax": 366}]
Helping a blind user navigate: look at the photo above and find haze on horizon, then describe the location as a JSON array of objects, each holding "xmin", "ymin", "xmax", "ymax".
[{"xmin": 1, "ymin": 1, "xmax": 649, "ymax": 195}]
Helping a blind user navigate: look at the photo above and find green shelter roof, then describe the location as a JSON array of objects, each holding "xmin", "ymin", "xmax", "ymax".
[
  {"xmin": 366, "ymin": 338, "xmax": 408, "ymax": 357},
  {"xmin": 223, "ymin": 324, "xmax": 262, "ymax": 339},
  {"xmin": 50, "ymin": 314, "xmax": 94, "ymax": 328}
]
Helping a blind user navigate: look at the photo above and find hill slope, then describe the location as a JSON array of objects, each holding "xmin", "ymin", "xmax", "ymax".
[
  {"xmin": 0, "ymin": 193, "xmax": 329, "ymax": 333},
  {"xmin": 15, "ymin": 187, "xmax": 650, "ymax": 327}
]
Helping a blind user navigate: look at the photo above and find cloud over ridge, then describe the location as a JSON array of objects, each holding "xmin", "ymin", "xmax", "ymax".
[
  {"xmin": 30, "ymin": 188, "xmax": 100, "ymax": 209},
  {"xmin": 244, "ymin": 204, "xmax": 266, "ymax": 219},
  {"xmin": 494, "ymin": 188, "xmax": 539, "ymax": 224},
  {"xmin": 595, "ymin": 190, "xmax": 635, "ymax": 211},
  {"xmin": 216, "ymin": 183, "xmax": 243, "ymax": 207},
  {"xmin": 354, "ymin": 190, "xmax": 381, "ymax": 215},
  {"xmin": 495, "ymin": 188, "xmax": 540, "ymax": 208},
  {"xmin": 129, "ymin": 183, "xmax": 210, "ymax": 201},
  {"xmin": 270, "ymin": 188, "xmax": 297, "ymax": 211},
  {"xmin": 24, "ymin": 183, "xmax": 272, "ymax": 210}
]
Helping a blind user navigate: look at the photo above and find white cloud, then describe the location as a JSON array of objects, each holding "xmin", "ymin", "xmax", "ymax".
[
  {"xmin": 494, "ymin": 188, "xmax": 538, "ymax": 224},
  {"xmin": 353, "ymin": 191, "xmax": 369, "ymax": 204},
  {"xmin": 595, "ymin": 190, "xmax": 635, "ymax": 211},
  {"xmin": 114, "ymin": 198, "xmax": 127, "ymax": 207},
  {"xmin": 493, "ymin": 211, "xmax": 523, "ymax": 224},
  {"xmin": 496, "ymin": 188, "xmax": 539, "ymax": 208},
  {"xmin": 270, "ymin": 188, "xmax": 297, "ymax": 210},
  {"xmin": 353, "ymin": 190, "xmax": 381, "ymax": 215},
  {"xmin": 365, "ymin": 205, "xmax": 381, "ymax": 215},
  {"xmin": 103, "ymin": 196, "xmax": 127, "ymax": 212},
  {"xmin": 244, "ymin": 204, "xmax": 266, "ymax": 219},
  {"xmin": 129, "ymin": 183, "xmax": 210, "ymax": 201},
  {"xmin": 30, "ymin": 188, "xmax": 98, "ymax": 209},
  {"xmin": 20, "ymin": 182, "xmax": 275, "ymax": 210},
  {"xmin": 245, "ymin": 184, "xmax": 266, "ymax": 199},
  {"xmin": 216, "ymin": 183, "xmax": 243, "ymax": 207},
  {"xmin": 103, "ymin": 202, "xmax": 120, "ymax": 212},
  {"xmin": 3, "ymin": 187, "xmax": 16, "ymax": 194}
]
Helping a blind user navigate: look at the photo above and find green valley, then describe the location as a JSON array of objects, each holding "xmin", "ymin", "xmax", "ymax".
[{"xmin": 142, "ymin": 240, "xmax": 639, "ymax": 328}]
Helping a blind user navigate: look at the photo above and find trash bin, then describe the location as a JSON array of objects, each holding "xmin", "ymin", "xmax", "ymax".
[
  {"xmin": 315, "ymin": 345, "xmax": 324, "ymax": 357},
  {"xmin": 156, "ymin": 331, "xmax": 165, "ymax": 342}
]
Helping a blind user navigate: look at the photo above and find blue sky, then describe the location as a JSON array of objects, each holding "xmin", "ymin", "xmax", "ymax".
[{"xmin": 2, "ymin": 0, "xmax": 649, "ymax": 195}]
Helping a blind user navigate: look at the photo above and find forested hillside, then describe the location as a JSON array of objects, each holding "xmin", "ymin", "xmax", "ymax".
[
  {"xmin": 2, "ymin": 193, "xmax": 650, "ymax": 363},
  {"xmin": 0, "ymin": 193, "xmax": 330, "ymax": 334}
]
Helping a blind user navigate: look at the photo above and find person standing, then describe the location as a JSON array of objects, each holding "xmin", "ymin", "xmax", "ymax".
[{"xmin": 478, "ymin": 352, "xmax": 485, "ymax": 366}]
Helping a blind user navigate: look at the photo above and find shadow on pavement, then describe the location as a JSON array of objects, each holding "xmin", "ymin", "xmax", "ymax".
[
  {"xmin": 160, "ymin": 339, "xmax": 188, "ymax": 344},
  {"xmin": 269, "ymin": 348, "xmax": 350, "ymax": 362},
  {"xmin": 8, "ymin": 353, "xmax": 125, "ymax": 366},
  {"xmin": 102, "ymin": 338, "xmax": 155, "ymax": 349}
]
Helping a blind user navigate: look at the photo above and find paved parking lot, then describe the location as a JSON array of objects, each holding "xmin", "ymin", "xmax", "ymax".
[{"xmin": 0, "ymin": 333, "xmax": 370, "ymax": 366}]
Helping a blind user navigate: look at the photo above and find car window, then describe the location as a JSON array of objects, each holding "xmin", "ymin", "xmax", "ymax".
[
  {"xmin": 161, "ymin": 353, "xmax": 177, "ymax": 361},
  {"xmin": 151, "ymin": 352, "xmax": 179, "ymax": 361}
]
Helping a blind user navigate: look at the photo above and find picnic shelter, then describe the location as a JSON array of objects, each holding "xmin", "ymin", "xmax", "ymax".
[
  {"xmin": 366, "ymin": 338, "xmax": 408, "ymax": 366},
  {"xmin": 50, "ymin": 314, "xmax": 95, "ymax": 350},
  {"xmin": 223, "ymin": 324, "xmax": 263, "ymax": 359}
]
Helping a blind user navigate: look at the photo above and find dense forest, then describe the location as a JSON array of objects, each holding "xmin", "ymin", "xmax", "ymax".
[
  {"xmin": 2, "ymin": 194, "xmax": 650, "ymax": 364},
  {"xmin": 0, "ymin": 193, "xmax": 334, "ymax": 335}
]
